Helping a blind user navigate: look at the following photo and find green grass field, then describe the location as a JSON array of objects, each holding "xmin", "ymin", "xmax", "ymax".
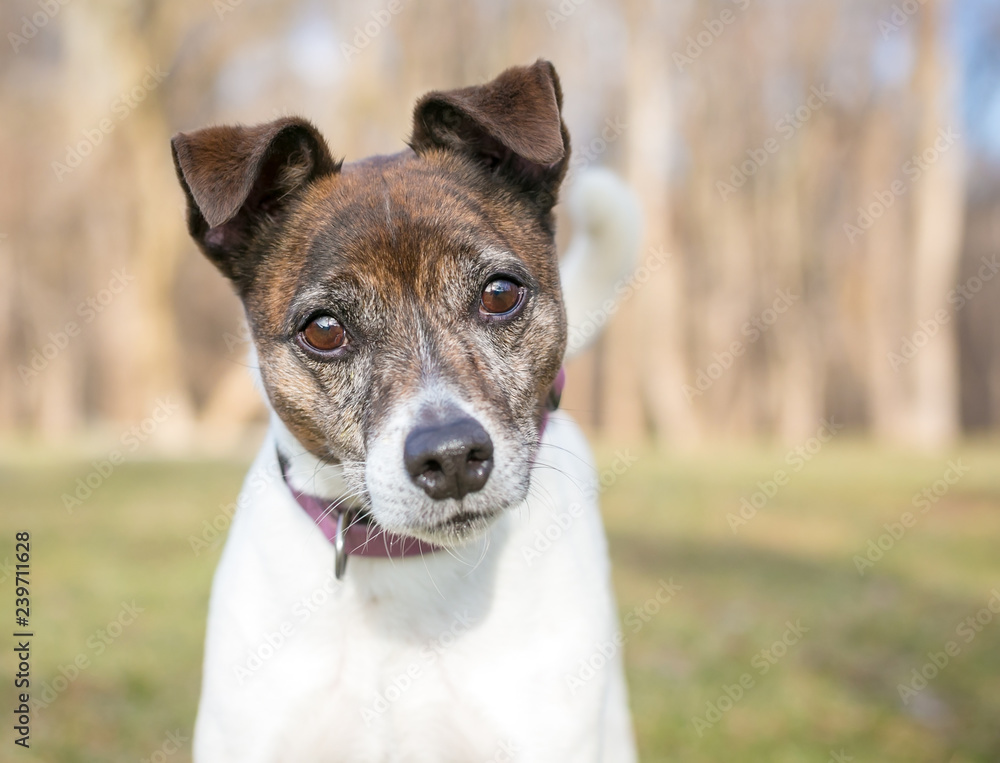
[{"xmin": 2, "ymin": 439, "xmax": 999, "ymax": 762}]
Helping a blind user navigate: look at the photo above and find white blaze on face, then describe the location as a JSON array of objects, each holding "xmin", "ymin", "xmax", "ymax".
[
  {"xmin": 363, "ymin": 381, "xmax": 531, "ymax": 546},
  {"xmin": 270, "ymin": 410, "xmax": 357, "ymax": 497}
]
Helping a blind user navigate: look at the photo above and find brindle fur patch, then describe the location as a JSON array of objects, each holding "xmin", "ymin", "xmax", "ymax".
[{"xmin": 173, "ymin": 61, "xmax": 570, "ymax": 507}]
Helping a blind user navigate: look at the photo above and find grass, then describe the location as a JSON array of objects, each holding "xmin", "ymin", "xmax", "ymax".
[{"xmin": 2, "ymin": 439, "xmax": 999, "ymax": 761}]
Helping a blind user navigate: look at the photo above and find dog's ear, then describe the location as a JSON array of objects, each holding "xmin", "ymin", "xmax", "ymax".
[
  {"xmin": 410, "ymin": 59, "xmax": 569, "ymax": 210},
  {"xmin": 171, "ymin": 118, "xmax": 340, "ymax": 287}
]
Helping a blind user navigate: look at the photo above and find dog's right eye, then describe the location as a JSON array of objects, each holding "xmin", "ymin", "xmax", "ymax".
[
  {"xmin": 480, "ymin": 278, "xmax": 525, "ymax": 318},
  {"xmin": 298, "ymin": 315, "xmax": 347, "ymax": 354}
]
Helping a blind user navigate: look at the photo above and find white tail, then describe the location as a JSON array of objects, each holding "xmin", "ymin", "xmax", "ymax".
[{"xmin": 559, "ymin": 168, "xmax": 643, "ymax": 360}]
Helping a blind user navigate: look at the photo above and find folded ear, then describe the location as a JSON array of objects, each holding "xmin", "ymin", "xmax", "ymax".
[
  {"xmin": 171, "ymin": 118, "xmax": 340, "ymax": 288},
  {"xmin": 410, "ymin": 59, "xmax": 570, "ymax": 211}
]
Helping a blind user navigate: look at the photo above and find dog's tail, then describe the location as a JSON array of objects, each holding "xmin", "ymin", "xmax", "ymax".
[{"xmin": 559, "ymin": 167, "xmax": 643, "ymax": 360}]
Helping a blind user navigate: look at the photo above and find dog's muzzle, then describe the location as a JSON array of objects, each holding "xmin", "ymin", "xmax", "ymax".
[{"xmin": 279, "ymin": 367, "xmax": 566, "ymax": 579}]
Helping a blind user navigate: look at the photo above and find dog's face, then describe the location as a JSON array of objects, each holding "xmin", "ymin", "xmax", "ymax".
[{"xmin": 172, "ymin": 61, "xmax": 569, "ymax": 546}]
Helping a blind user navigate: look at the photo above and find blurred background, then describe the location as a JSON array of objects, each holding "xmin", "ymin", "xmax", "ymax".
[{"xmin": 2, "ymin": 0, "xmax": 1000, "ymax": 761}]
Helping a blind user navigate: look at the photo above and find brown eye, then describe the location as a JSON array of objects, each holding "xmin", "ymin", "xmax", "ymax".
[
  {"xmin": 480, "ymin": 278, "xmax": 523, "ymax": 316},
  {"xmin": 300, "ymin": 315, "xmax": 346, "ymax": 353}
]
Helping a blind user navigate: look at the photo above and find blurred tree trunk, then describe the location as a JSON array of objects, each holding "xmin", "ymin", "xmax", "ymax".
[
  {"xmin": 0, "ymin": 131, "xmax": 22, "ymax": 431},
  {"xmin": 625, "ymin": 7, "xmax": 699, "ymax": 444},
  {"xmin": 905, "ymin": 0, "xmax": 964, "ymax": 448},
  {"xmin": 766, "ymin": 164, "xmax": 823, "ymax": 441},
  {"xmin": 63, "ymin": 2, "xmax": 195, "ymax": 442},
  {"xmin": 859, "ymin": 108, "xmax": 910, "ymax": 440}
]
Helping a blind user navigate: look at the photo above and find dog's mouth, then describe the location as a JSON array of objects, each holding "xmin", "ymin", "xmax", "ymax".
[
  {"xmin": 348, "ymin": 493, "xmax": 505, "ymax": 546},
  {"xmin": 399, "ymin": 507, "xmax": 504, "ymax": 545},
  {"xmin": 430, "ymin": 509, "xmax": 501, "ymax": 532}
]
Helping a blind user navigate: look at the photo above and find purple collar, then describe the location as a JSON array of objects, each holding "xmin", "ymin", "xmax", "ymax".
[
  {"xmin": 278, "ymin": 452, "xmax": 439, "ymax": 578},
  {"xmin": 279, "ymin": 368, "xmax": 565, "ymax": 579}
]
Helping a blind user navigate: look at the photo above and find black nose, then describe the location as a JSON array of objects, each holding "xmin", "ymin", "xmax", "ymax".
[{"xmin": 404, "ymin": 417, "xmax": 494, "ymax": 500}]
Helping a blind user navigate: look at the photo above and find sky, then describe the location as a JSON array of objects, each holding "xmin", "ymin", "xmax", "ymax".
[{"xmin": 953, "ymin": 0, "xmax": 1000, "ymax": 163}]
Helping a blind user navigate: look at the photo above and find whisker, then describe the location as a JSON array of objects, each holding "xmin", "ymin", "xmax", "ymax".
[
  {"xmin": 419, "ymin": 548, "xmax": 447, "ymax": 601},
  {"xmin": 465, "ymin": 529, "xmax": 491, "ymax": 578},
  {"xmin": 525, "ymin": 481, "xmax": 559, "ymax": 515},
  {"xmin": 535, "ymin": 440, "xmax": 599, "ymax": 474},
  {"xmin": 321, "ymin": 492, "xmax": 370, "ymax": 527},
  {"xmin": 312, "ymin": 491, "xmax": 360, "ymax": 522},
  {"xmin": 529, "ymin": 460, "xmax": 585, "ymax": 491}
]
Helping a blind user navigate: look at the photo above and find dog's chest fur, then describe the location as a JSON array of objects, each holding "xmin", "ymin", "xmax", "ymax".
[{"xmin": 195, "ymin": 418, "xmax": 632, "ymax": 762}]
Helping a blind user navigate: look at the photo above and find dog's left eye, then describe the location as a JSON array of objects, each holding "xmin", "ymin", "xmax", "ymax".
[
  {"xmin": 480, "ymin": 278, "xmax": 524, "ymax": 317},
  {"xmin": 299, "ymin": 315, "xmax": 346, "ymax": 353}
]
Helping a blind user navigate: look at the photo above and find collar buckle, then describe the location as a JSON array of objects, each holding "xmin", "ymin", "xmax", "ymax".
[{"xmin": 333, "ymin": 508, "xmax": 353, "ymax": 580}]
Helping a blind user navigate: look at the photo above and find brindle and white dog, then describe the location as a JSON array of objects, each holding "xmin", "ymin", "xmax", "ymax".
[{"xmin": 172, "ymin": 60, "xmax": 640, "ymax": 762}]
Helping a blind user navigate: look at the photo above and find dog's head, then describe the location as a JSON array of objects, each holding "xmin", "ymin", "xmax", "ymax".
[{"xmin": 172, "ymin": 61, "xmax": 569, "ymax": 546}]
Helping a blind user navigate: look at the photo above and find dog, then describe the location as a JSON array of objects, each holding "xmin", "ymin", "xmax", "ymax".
[{"xmin": 172, "ymin": 60, "xmax": 640, "ymax": 762}]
